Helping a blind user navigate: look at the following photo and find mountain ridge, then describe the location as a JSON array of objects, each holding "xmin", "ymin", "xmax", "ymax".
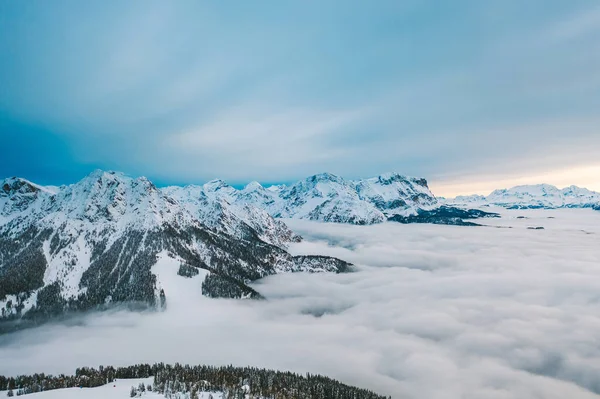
[
  {"xmin": 445, "ymin": 183, "xmax": 600, "ymax": 210},
  {"xmin": 0, "ymin": 170, "xmax": 349, "ymax": 327},
  {"xmin": 161, "ymin": 171, "xmax": 442, "ymax": 225},
  {"xmin": 8, "ymin": 170, "xmax": 592, "ymax": 326}
]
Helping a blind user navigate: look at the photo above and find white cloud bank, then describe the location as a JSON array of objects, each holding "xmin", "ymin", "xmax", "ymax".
[{"xmin": 1, "ymin": 209, "xmax": 600, "ymax": 398}]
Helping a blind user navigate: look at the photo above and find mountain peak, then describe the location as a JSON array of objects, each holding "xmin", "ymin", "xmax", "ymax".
[
  {"xmin": 86, "ymin": 169, "xmax": 127, "ymax": 180},
  {"xmin": 244, "ymin": 181, "xmax": 263, "ymax": 191},
  {"xmin": 266, "ymin": 184, "xmax": 287, "ymax": 192},
  {"xmin": 378, "ymin": 171, "xmax": 405, "ymax": 180},
  {"xmin": 203, "ymin": 179, "xmax": 231, "ymax": 191},
  {"xmin": 1, "ymin": 177, "xmax": 42, "ymax": 196},
  {"xmin": 309, "ymin": 172, "xmax": 343, "ymax": 182}
]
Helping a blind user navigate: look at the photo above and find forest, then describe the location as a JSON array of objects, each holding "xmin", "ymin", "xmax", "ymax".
[{"xmin": 0, "ymin": 363, "xmax": 390, "ymax": 398}]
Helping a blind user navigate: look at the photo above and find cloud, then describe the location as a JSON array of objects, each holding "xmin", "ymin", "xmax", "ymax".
[
  {"xmin": 1, "ymin": 209, "xmax": 600, "ymax": 398},
  {"xmin": 161, "ymin": 106, "xmax": 369, "ymax": 182},
  {"xmin": 1, "ymin": 2, "xmax": 600, "ymax": 189},
  {"xmin": 550, "ymin": 5, "xmax": 600, "ymax": 42}
]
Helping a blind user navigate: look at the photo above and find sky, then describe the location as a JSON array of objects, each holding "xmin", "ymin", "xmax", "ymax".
[
  {"xmin": 1, "ymin": 0, "xmax": 599, "ymax": 196},
  {"xmin": 1, "ymin": 209, "xmax": 600, "ymax": 398}
]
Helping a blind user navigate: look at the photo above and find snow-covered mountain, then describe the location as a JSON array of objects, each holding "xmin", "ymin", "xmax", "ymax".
[
  {"xmin": 0, "ymin": 168, "xmax": 505, "ymax": 324},
  {"xmin": 446, "ymin": 184, "xmax": 600, "ymax": 210},
  {"xmin": 170, "ymin": 172, "xmax": 441, "ymax": 225},
  {"xmin": 273, "ymin": 173, "xmax": 386, "ymax": 224},
  {"xmin": 162, "ymin": 171, "xmax": 501, "ymax": 226},
  {"xmin": 354, "ymin": 172, "xmax": 438, "ymax": 216},
  {"xmin": 0, "ymin": 177, "xmax": 57, "ymax": 225},
  {"xmin": 0, "ymin": 171, "xmax": 349, "ymax": 324},
  {"xmin": 162, "ymin": 184, "xmax": 300, "ymax": 249}
]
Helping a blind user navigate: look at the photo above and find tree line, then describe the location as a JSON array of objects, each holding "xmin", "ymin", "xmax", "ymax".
[{"xmin": 1, "ymin": 363, "xmax": 390, "ymax": 398}]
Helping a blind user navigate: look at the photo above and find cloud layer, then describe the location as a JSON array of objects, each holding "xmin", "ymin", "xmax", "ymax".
[{"xmin": 1, "ymin": 209, "xmax": 599, "ymax": 398}]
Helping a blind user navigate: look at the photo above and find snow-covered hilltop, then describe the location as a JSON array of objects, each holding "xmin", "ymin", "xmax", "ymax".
[
  {"xmin": 446, "ymin": 184, "xmax": 600, "ymax": 210},
  {"xmin": 165, "ymin": 172, "xmax": 441, "ymax": 225},
  {"xmin": 0, "ymin": 171, "xmax": 349, "ymax": 324},
  {"xmin": 0, "ymin": 363, "xmax": 388, "ymax": 399}
]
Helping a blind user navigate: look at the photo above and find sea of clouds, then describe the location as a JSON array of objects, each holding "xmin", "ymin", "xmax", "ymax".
[{"xmin": 0, "ymin": 209, "xmax": 599, "ymax": 398}]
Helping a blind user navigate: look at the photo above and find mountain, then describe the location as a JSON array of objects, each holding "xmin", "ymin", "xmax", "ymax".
[
  {"xmin": 172, "ymin": 172, "xmax": 438, "ymax": 225},
  {"xmin": 0, "ymin": 171, "xmax": 349, "ymax": 325},
  {"xmin": 0, "ymin": 178, "xmax": 56, "ymax": 225},
  {"xmin": 446, "ymin": 184, "xmax": 600, "ymax": 210},
  {"xmin": 354, "ymin": 172, "xmax": 438, "ymax": 216},
  {"xmin": 162, "ymin": 184, "xmax": 300, "ymax": 249},
  {"xmin": 273, "ymin": 173, "xmax": 386, "ymax": 224},
  {"xmin": 175, "ymin": 172, "xmax": 495, "ymax": 225}
]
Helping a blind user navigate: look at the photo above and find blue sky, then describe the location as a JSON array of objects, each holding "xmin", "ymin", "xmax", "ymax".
[{"xmin": 1, "ymin": 0, "xmax": 599, "ymax": 195}]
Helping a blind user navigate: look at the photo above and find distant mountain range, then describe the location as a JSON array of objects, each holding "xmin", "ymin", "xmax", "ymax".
[
  {"xmin": 167, "ymin": 172, "xmax": 496, "ymax": 226},
  {"xmin": 444, "ymin": 184, "xmax": 600, "ymax": 210},
  {"xmin": 175, "ymin": 172, "xmax": 439, "ymax": 225}
]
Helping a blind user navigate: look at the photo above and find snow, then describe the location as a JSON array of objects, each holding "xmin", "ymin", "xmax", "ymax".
[
  {"xmin": 0, "ymin": 169, "xmax": 451, "ymax": 320},
  {"xmin": 0, "ymin": 177, "xmax": 51, "ymax": 225},
  {"xmin": 354, "ymin": 172, "xmax": 438, "ymax": 217},
  {"xmin": 244, "ymin": 181, "xmax": 262, "ymax": 190},
  {"xmin": 163, "ymin": 171, "xmax": 439, "ymax": 225},
  {"xmin": 446, "ymin": 184, "xmax": 600, "ymax": 209},
  {"xmin": 0, "ymin": 378, "xmax": 223, "ymax": 398},
  {"xmin": 163, "ymin": 184, "xmax": 297, "ymax": 248},
  {"xmin": 151, "ymin": 251, "xmax": 209, "ymax": 308},
  {"xmin": 0, "ymin": 292, "xmax": 36, "ymax": 318},
  {"xmin": 42, "ymin": 235, "xmax": 91, "ymax": 299}
]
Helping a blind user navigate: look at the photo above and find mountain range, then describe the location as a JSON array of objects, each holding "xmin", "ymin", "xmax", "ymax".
[
  {"xmin": 170, "ymin": 172, "xmax": 440, "ymax": 225},
  {"xmin": 3, "ymin": 170, "xmax": 596, "ymax": 326},
  {"xmin": 445, "ymin": 184, "xmax": 600, "ymax": 210},
  {"xmin": 0, "ymin": 170, "xmax": 350, "ymax": 326},
  {"xmin": 2, "ymin": 169, "xmax": 495, "ymax": 326},
  {"xmin": 165, "ymin": 172, "xmax": 498, "ymax": 226}
]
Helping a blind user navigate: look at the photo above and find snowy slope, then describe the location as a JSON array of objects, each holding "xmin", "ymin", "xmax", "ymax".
[
  {"xmin": 446, "ymin": 184, "xmax": 600, "ymax": 209},
  {"xmin": 162, "ymin": 185, "xmax": 299, "ymax": 249},
  {"xmin": 0, "ymin": 378, "xmax": 223, "ymax": 398},
  {"xmin": 0, "ymin": 171, "xmax": 348, "ymax": 323}
]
